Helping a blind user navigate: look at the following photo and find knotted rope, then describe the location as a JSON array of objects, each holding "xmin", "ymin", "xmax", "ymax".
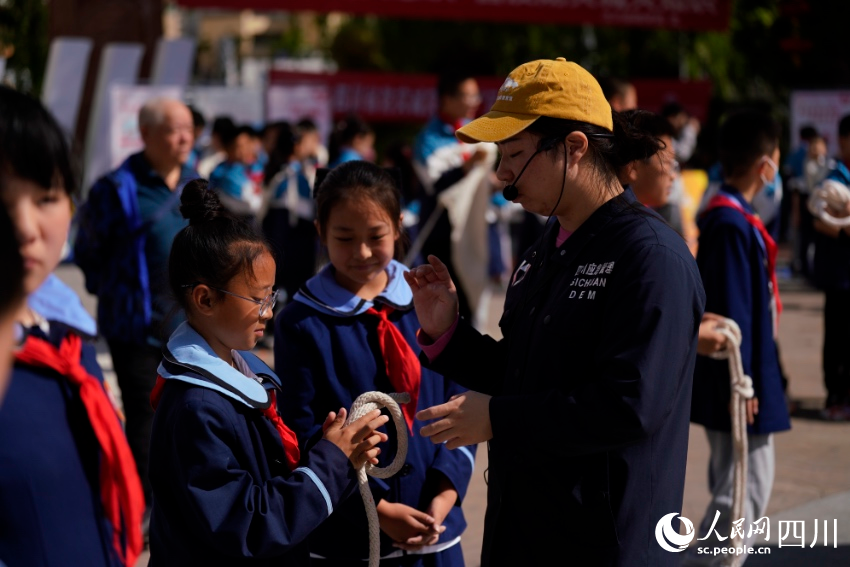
[
  {"xmin": 808, "ymin": 179, "xmax": 850, "ymax": 227},
  {"xmin": 345, "ymin": 391, "xmax": 411, "ymax": 567},
  {"xmin": 707, "ymin": 318, "xmax": 755, "ymax": 567}
]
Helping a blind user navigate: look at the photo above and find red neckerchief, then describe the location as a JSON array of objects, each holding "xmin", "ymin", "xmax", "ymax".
[
  {"xmin": 703, "ymin": 194, "xmax": 783, "ymax": 318},
  {"xmin": 15, "ymin": 333, "xmax": 144, "ymax": 567},
  {"xmin": 151, "ymin": 376, "xmax": 301, "ymax": 471},
  {"xmin": 365, "ymin": 306, "xmax": 421, "ymax": 433}
]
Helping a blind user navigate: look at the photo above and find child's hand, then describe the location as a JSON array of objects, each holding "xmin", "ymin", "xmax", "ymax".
[
  {"xmin": 697, "ymin": 313, "xmax": 728, "ymax": 356},
  {"xmin": 377, "ymin": 500, "xmax": 436, "ymax": 545},
  {"xmin": 322, "ymin": 408, "xmax": 389, "ymax": 468}
]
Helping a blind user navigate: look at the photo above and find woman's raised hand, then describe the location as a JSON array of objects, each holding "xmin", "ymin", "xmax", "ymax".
[{"xmin": 402, "ymin": 255, "xmax": 459, "ymax": 341}]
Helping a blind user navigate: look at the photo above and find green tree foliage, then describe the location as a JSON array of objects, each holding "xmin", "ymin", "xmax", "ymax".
[{"xmin": 0, "ymin": 0, "xmax": 49, "ymax": 94}]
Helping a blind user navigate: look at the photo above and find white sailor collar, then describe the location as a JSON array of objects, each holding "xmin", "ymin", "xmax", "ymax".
[
  {"xmin": 293, "ymin": 259, "xmax": 413, "ymax": 317},
  {"xmin": 157, "ymin": 321, "xmax": 278, "ymax": 410}
]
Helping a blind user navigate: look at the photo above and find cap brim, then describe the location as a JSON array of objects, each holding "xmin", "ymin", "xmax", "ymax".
[{"xmin": 456, "ymin": 111, "xmax": 540, "ymax": 144}]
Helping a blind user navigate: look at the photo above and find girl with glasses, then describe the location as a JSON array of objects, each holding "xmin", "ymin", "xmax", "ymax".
[{"xmin": 148, "ymin": 179, "xmax": 389, "ymax": 566}]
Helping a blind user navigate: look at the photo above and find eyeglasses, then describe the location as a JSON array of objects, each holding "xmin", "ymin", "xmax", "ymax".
[{"xmin": 182, "ymin": 284, "xmax": 277, "ymax": 317}]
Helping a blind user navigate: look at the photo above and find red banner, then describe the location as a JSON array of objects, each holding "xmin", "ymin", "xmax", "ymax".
[
  {"xmin": 178, "ymin": 0, "xmax": 730, "ymax": 31},
  {"xmin": 268, "ymin": 70, "xmax": 712, "ymax": 124}
]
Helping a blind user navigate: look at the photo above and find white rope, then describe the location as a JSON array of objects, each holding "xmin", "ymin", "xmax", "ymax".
[
  {"xmin": 807, "ymin": 178, "xmax": 850, "ymax": 227},
  {"xmin": 344, "ymin": 391, "xmax": 411, "ymax": 567},
  {"xmin": 707, "ymin": 318, "xmax": 754, "ymax": 567}
]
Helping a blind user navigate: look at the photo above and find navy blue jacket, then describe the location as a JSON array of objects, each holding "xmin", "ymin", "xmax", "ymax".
[
  {"xmin": 813, "ymin": 162, "xmax": 850, "ymax": 290},
  {"xmin": 693, "ymin": 186, "xmax": 791, "ymax": 435},
  {"xmin": 148, "ymin": 323, "xmax": 359, "ymax": 567},
  {"xmin": 275, "ymin": 260, "xmax": 476, "ymax": 561},
  {"xmin": 423, "ymin": 190, "xmax": 705, "ymax": 567},
  {"xmin": 0, "ymin": 322, "xmax": 120, "ymax": 567}
]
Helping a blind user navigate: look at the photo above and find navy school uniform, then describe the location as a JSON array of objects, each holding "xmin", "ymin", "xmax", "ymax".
[
  {"xmin": 263, "ymin": 161, "xmax": 318, "ymax": 303},
  {"xmin": 423, "ymin": 189, "xmax": 705, "ymax": 567},
  {"xmin": 693, "ymin": 185, "xmax": 791, "ymax": 435},
  {"xmin": 275, "ymin": 259, "xmax": 476, "ymax": 564},
  {"xmin": 148, "ymin": 322, "xmax": 359, "ymax": 567},
  {"xmin": 0, "ymin": 321, "xmax": 120, "ymax": 567}
]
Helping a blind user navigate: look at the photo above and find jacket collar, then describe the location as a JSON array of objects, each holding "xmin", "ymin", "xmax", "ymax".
[
  {"xmin": 293, "ymin": 259, "xmax": 413, "ymax": 317},
  {"xmin": 157, "ymin": 322, "xmax": 278, "ymax": 409}
]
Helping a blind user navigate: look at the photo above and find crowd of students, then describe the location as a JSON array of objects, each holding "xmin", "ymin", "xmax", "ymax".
[{"xmin": 0, "ymin": 55, "xmax": 848, "ymax": 567}]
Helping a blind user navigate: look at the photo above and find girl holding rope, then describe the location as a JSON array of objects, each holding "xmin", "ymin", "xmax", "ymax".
[
  {"xmin": 275, "ymin": 161, "xmax": 476, "ymax": 566},
  {"xmin": 147, "ymin": 180, "xmax": 389, "ymax": 566}
]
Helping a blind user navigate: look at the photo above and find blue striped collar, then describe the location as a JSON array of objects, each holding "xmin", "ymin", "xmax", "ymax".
[
  {"xmin": 293, "ymin": 259, "xmax": 413, "ymax": 317},
  {"xmin": 157, "ymin": 321, "xmax": 278, "ymax": 409}
]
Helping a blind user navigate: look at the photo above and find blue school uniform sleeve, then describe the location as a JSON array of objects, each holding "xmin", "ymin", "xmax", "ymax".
[
  {"xmin": 275, "ymin": 317, "xmax": 393, "ymax": 500},
  {"xmin": 698, "ymin": 218, "xmax": 755, "ymax": 382},
  {"xmin": 163, "ymin": 392, "xmax": 354, "ymax": 558}
]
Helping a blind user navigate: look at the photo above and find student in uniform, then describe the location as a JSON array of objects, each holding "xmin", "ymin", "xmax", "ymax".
[
  {"xmin": 263, "ymin": 122, "xmax": 320, "ymax": 304},
  {"xmin": 812, "ymin": 114, "xmax": 850, "ymax": 420},
  {"xmin": 684, "ymin": 110, "xmax": 791, "ymax": 566},
  {"xmin": 147, "ymin": 180, "xmax": 388, "ymax": 566},
  {"xmin": 404, "ymin": 58, "xmax": 705, "ymax": 567},
  {"xmin": 275, "ymin": 161, "xmax": 476, "ymax": 566},
  {"xmin": 0, "ymin": 85, "xmax": 145, "ymax": 567},
  {"xmin": 0, "ymin": 206, "xmax": 25, "ymax": 397}
]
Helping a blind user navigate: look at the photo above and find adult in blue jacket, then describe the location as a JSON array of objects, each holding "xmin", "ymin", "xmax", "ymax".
[
  {"xmin": 74, "ymin": 98, "xmax": 197, "ymax": 512},
  {"xmin": 405, "ymin": 58, "xmax": 705, "ymax": 566}
]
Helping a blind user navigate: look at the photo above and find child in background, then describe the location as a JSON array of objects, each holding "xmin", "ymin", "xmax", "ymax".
[
  {"xmin": 812, "ymin": 114, "xmax": 850, "ymax": 420},
  {"xmin": 275, "ymin": 161, "xmax": 476, "ymax": 566},
  {"xmin": 263, "ymin": 122, "xmax": 319, "ymax": 304},
  {"xmin": 148, "ymin": 180, "xmax": 389, "ymax": 566},
  {"xmin": 209, "ymin": 124, "xmax": 265, "ymax": 221},
  {"xmin": 617, "ymin": 109, "xmax": 682, "ymax": 234},
  {"xmin": 684, "ymin": 110, "xmax": 791, "ymax": 566},
  {"xmin": 0, "ymin": 85, "xmax": 144, "ymax": 567},
  {"xmin": 328, "ymin": 113, "xmax": 376, "ymax": 168}
]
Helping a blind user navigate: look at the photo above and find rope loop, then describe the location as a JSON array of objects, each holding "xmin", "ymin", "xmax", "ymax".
[
  {"xmin": 344, "ymin": 391, "xmax": 411, "ymax": 567},
  {"xmin": 808, "ymin": 179, "xmax": 850, "ymax": 228}
]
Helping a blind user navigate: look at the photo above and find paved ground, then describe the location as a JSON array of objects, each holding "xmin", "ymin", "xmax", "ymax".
[{"xmin": 55, "ymin": 260, "xmax": 850, "ymax": 567}]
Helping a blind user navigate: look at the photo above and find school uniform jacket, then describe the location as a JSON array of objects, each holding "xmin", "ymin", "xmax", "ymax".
[
  {"xmin": 148, "ymin": 322, "xmax": 358, "ymax": 567},
  {"xmin": 692, "ymin": 185, "xmax": 791, "ymax": 435},
  {"xmin": 275, "ymin": 260, "xmax": 477, "ymax": 561},
  {"xmin": 0, "ymin": 321, "xmax": 120, "ymax": 567},
  {"xmin": 423, "ymin": 189, "xmax": 705, "ymax": 567}
]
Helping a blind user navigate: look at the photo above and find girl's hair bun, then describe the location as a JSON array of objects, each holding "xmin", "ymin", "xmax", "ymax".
[{"xmin": 180, "ymin": 179, "xmax": 224, "ymax": 224}]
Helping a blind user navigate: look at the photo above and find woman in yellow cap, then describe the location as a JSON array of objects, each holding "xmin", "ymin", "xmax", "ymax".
[{"xmin": 404, "ymin": 58, "xmax": 706, "ymax": 566}]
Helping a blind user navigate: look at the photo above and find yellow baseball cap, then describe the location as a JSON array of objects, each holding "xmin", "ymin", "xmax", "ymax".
[{"xmin": 456, "ymin": 58, "xmax": 613, "ymax": 144}]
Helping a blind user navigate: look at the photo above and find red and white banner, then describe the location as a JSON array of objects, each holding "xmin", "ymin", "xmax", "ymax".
[
  {"xmin": 268, "ymin": 70, "xmax": 712, "ymax": 124},
  {"xmin": 177, "ymin": 0, "xmax": 730, "ymax": 31}
]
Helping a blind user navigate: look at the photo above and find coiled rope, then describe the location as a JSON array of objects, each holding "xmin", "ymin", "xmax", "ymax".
[
  {"xmin": 345, "ymin": 391, "xmax": 411, "ymax": 567},
  {"xmin": 707, "ymin": 318, "xmax": 755, "ymax": 567},
  {"xmin": 808, "ymin": 178, "xmax": 850, "ymax": 227}
]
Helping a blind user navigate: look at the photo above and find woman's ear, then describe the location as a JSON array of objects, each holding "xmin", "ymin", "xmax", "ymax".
[
  {"xmin": 192, "ymin": 285, "xmax": 216, "ymax": 317},
  {"xmin": 564, "ymin": 131, "xmax": 589, "ymax": 166},
  {"xmin": 314, "ymin": 219, "xmax": 325, "ymax": 244}
]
